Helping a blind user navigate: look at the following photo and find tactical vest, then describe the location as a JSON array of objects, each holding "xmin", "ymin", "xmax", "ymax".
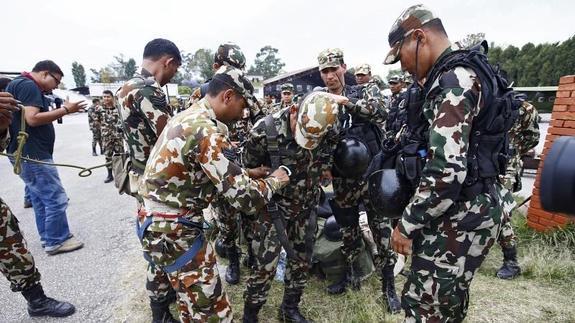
[{"xmin": 400, "ymin": 41, "xmax": 521, "ymax": 198}]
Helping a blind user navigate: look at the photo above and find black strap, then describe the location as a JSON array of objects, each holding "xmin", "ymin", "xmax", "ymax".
[{"xmin": 263, "ymin": 115, "xmax": 301, "ymax": 262}]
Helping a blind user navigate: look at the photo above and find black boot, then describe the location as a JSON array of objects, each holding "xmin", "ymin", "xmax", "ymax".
[
  {"xmin": 104, "ymin": 168, "xmax": 114, "ymax": 183},
  {"xmin": 150, "ymin": 298, "xmax": 179, "ymax": 323},
  {"xmin": 92, "ymin": 145, "xmax": 98, "ymax": 156},
  {"xmin": 22, "ymin": 284, "xmax": 75, "ymax": 317},
  {"xmin": 497, "ymin": 246, "xmax": 521, "ymax": 280},
  {"xmin": 278, "ymin": 290, "xmax": 309, "ymax": 323},
  {"xmin": 381, "ymin": 265, "xmax": 401, "ymax": 314},
  {"xmin": 243, "ymin": 242, "xmax": 256, "ymax": 269},
  {"xmin": 225, "ymin": 246, "xmax": 240, "ymax": 285},
  {"xmin": 242, "ymin": 302, "xmax": 263, "ymax": 323}
]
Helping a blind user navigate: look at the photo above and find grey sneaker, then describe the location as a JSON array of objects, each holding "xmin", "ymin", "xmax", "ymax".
[{"xmin": 45, "ymin": 237, "xmax": 84, "ymax": 256}]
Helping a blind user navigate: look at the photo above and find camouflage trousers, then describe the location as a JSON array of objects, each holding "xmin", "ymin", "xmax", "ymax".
[
  {"xmin": 402, "ymin": 195, "xmax": 504, "ymax": 322},
  {"xmin": 140, "ymin": 217, "xmax": 232, "ymax": 323},
  {"xmin": 91, "ymin": 127, "xmax": 102, "ymax": 150},
  {"xmin": 0, "ymin": 197, "xmax": 41, "ymax": 292},
  {"xmin": 333, "ymin": 177, "xmax": 396, "ymax": 270},
  {"xmin": 498, "ymin": 217, "xmax": 517, "ymax": 249},
  {"xmin": 212, "ymin": 197, "xmax": 255, "ymax": 249},
  {"xmin": 244, "ymin": 206, "xmax": 316, "ymax": 306},
  {"xmin": 103, "ymin": 136, "xmax": 124, "ymax": 170}
]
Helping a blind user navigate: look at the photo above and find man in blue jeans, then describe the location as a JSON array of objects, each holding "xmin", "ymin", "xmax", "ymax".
[{"xmin": 6, "ymin": 60, "xmax": 86, "ymax": 255}]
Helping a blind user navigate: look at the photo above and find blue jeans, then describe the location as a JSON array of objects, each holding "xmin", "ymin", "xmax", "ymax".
[{"xmin": 12, "ymin": 159, "xmax": 71, "ymax": 248}]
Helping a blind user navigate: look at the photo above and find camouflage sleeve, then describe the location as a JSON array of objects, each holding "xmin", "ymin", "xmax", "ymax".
[
  {"xmin": 241, "ymin": 120, "xmax": 269, "ymax": 169},
  {"xmin": 399, "ymin": 67, "xmax": 481, "ymax": 239},
  {"xmin": 319, "ymin": 129, "xmax": 339, "ymax": 173},
  {"xmin": 518, "ymin": 102, "xmax": 540, "ymax": 154},
  {"xmin": 197, "ymin": 131, "xmax": 284, "ymax": 215},
  {"xmin": 355, "ymin": 83, "xmax": 387, "ymax": 126}
]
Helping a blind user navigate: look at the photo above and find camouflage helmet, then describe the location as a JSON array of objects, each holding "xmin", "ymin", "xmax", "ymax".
[
  {"xmin": 212, "ymin": 65, "xmax": 257, "ymax": 110},
  {"xmin": 384, "ymin": 4, "xmax": 439, "ymax": 65},
  {"xmin": 295, "ymin": 91, "xmax": 339, "ymax": 150},
  {"xmin": 317, "ymin": 48, "xmax": 344, "ymax": 71},
  {"xmin": 354, "ymin": 63, "xmax": 371, "ymax": 75},
  {"xmin": 280, "ymin": 83, "xmax": 294, "ymax": 94},
  {"xmin": 214, "ymin": 42, "xmax": 246, "ymax": 70}
]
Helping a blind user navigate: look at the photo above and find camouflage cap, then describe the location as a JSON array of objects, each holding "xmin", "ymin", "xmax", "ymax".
[
  {"xmin": 384, "ymin": 4, "xmax": 439, "ymax": 65},
  {"xmin": 280, "ymin": 83, "xmax": 294, "ymax": 93},
  {"xmin": 212, "ymin": 65, "xmax": 257, "ymax": 109},
  {"xmin": 317, "ymin": 48, "xmax": 344, "ymax": 71},
  {"xmin": 354, "ymin": 64, "xmax": 371, "ymax": 75},
  {"xmin": 214, "ymin": 42, "xmax": 246, "ymax": 70},
  {"xmin": 388, "ymin": 75, "xmax": 404, "ymax": 84},
  {"xmin": 295, "ymin": 92, "xmax": 339, "ymax": 150}
]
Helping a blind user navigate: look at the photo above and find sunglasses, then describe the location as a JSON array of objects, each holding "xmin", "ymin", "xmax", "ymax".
[{"xmin": 48, "ymin": 72, "xmax": 61, "ymax": 85}]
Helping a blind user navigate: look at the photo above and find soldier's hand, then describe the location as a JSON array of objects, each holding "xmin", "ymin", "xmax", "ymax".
[
  {"xmin": 392, "ymin": 226, "xmax": 412, "ymax": 256},
  {"xmin": 324, "ymin": 93, "xmax": 349, "ymax": 106},
  {"xmin": 248, "ymin": 165, "xmax": 271, "ymax": 179},
  {"xmin": 270, "ymin": 167, "xmax": 290, "ymax": 185},
  {"xmin": 63, "ymin": 98, "xmax": 88, "ymax": 114},
  {"xmin": 0, "ymin": 92, "xmax": 19, "ymax": 131}
]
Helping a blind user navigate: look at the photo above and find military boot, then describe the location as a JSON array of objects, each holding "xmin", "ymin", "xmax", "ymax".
[
  {"xmin": 497, "ymin": 246, "xmax": 521, "ymax": 280},
  {"xmin": 150, "ymin": 298, "xmax": 179, "ymax": 323},
  {"xmin": 225, "ymin": 246, "xmax": 240, "ymax": 285},
  {"xmin": 104, "ymin": 168, "xmax": 114, "ymax": 183},
  {"xmin": 381, "ymin": 265, "xmax": 401, "ymax": 314},
  {"xmin": 278, "ymin": 290, "xmax": 309, "ymax": 323},
  {"xmin": 242, "ymin": 301, "xmax": 263, "ymax": 323},
  {"xmin": 326, "ymin": 267, "xmax": 349, "ymax": 295},
  {"xmin": 22, "ymin": 284, "xmax": 75, "ymax": 317}
]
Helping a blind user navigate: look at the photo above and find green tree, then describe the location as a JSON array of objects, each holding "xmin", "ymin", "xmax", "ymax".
[
  {"xmin": 71, "ymin": 61, "xmax": 86, "ymax": 87},
  {"xmin": 90, "ymin": 67, "xmax": 115, "ymax": 83},
  {"xmin": 190, "ymin": 49, "xmax": 215, "ymax": 81},
  {"xmin": 248, "ymin": 46, "xmax": 285, "ymax": 79},
  {"xmin": 124, "ymin": 58, "xmax": 137, "ymax": 79}
]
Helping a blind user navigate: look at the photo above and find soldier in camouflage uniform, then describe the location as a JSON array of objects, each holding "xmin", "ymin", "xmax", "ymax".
[
  {"xmin": 100, "ymin": 90, "xmax": 124, "ymax": 183},
  {"xmin": 385, "ymin": 5, "xmax": 516, "ymax": 321},
  {"xmin": 261, "ymin": 94, "xmax": 275, "ymax": 115},
  {"xmin": 116, "ymin": 38, "xmax": 181, "ymax": 323},
  {"xmin": 315, "ymin": 48, "xmax": 400, "ymax": 312},
  {"xmin": 269, "ymin": 83, "xmax": 294, "ymax": 115},
  {"xmin": 0, "ymin": 92, "xmax": 75, "ymax": 318},
  {"xmin": 87, "ymin": 98, "xmax": 104, "ymax": 156},
  {"xmin": 241, "ymin": 92, "xmax": 347, "ymax": 323},
  {"xmin": 138, "ymin": 66, "xmax": 289, "ymax": 323},
  {"xmin": 384, "ymin": 75, "xmax": 408, "ymax": 140},
  {"xmin": 496, "ymin": 101, "xmax": 540, "ymax": 280}
]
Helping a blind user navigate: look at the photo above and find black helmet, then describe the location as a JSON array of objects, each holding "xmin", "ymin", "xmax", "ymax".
[
  {"xmin": 333, "ymin": 137, "xmax": 370, "ymax": 179},
  {"xmin": 324, "ymin": 215, "xmax": 343, "ymax": 242},
  {"xmin": 367, "ymin": 168, "xmax": 414, "ymax": 219},
  {"xmin": 214, "ymin": 238, "xmax": 227, "ymax": 258}
]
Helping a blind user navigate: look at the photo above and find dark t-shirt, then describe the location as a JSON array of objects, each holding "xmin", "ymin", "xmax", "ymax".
[{"xmin": 6, "ymin": 77, "xmax": 55, "ymax": 160}]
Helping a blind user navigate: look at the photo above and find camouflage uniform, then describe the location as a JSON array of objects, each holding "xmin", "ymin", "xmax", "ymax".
[
  {"xmin": 101, "ymin": 104, "xmax": 124, "ymax": 170},
  {"xmin": 138, "ymin": 66, "xmax": 285, "ymax": 322},
  {"xmin": 241, "ymin": 96, "xmax": 338, "ymax": 317},
  {"xmin": 116, "ymin": 68, "xmax": 175, "ymax": 306},
  {"xmin": 315, "ymin": 49, "xmax": 393, "ymax": 283},
  {"xmin": 0, "ymin": 131, "xmax": 41, "ymax": 293},
  {"xmin": 497, "ymin": 101, "xmax": 540, "ymax": 279},
  {"xmin": 384, "ymin": 5, "xmax": 516, "ymax": 321},
  {"xmin": 87, "ymin": 103, "xmax": 103, "ymax": 153}
]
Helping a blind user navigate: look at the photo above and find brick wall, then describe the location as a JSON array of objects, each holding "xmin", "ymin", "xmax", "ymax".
[{"xmin": 527, "ymin": 75, "xmax": 575, "ymax": 231}]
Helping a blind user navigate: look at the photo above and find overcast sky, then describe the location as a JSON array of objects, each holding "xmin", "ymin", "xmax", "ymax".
[{"xmin": 2, "ymin": 0, "xmax": 573, "ymax": 87}]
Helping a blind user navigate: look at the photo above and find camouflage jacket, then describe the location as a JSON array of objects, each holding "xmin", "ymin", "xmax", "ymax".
[
  {"xmin": 353, "ymin": 81, "xmax": 387, "ymax": 128},
  {"xmin": 116, "ymin": 69, "xmax": 172, "ymax": 169},
  {"xmin": 242, "ymin": 108, "xmax": 337, "ymax": 211},
  {"xmin": 87, "ymin": 104, "xmax": 103, "ymax": 131},
  {"xmin": 384, "ymin": 91, "xmax": 408, "ymax": 140},
  {"xmin": 269, "ymin": 101, "xmax": 291, "ymax": 115},
  {"xmin": 260, "ymin": 101, "xmax": 274, "ymax": 115},
  {"xmin": 229, "ymin": 116, "xmax": 252, "ymax": 144},
  {"xmin": 398, "ymin": 46, "xmax": 515, "ymax": 239},
  {"xmin": 509, "ymin": 101, "xmax": 540, "ymax": 156},
  {"xmin": 100, "ymin": 105, "xmax": 122, "ymax": 140},
  {"xmin": 139, "ymin": 98, "xmax": 286, "ymax": 221}
]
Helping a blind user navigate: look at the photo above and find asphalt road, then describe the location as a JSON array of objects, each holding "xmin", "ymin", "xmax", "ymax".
[
  {"xmin": 0, "ymin": 113, "xmax": 148, "ymax": 322},
  {"xmin": 0, "ymin": 112, "xmax": 550, "ymax": 322}
]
